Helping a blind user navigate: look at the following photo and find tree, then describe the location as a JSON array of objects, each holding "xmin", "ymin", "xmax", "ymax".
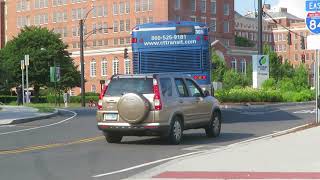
[
  {"xmin": 211, "ymin": 51, "xmax": 227, "ymax": 82},
  {"xmin": 264, "ymin": 45, "xmax": 282, "ymax": 81},
  {"xmin": 0, "ymin": 26, "xmax": 80, "ymax": 101},
  {"xmin": 235, "ymin": 36, "xmax": 255, "ymax": 47},
  {"xmin": 223, "ymin": 70, "xmax": 249, "ymax": 90}
]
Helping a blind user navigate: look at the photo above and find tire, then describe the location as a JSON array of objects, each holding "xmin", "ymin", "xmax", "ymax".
[
  {"xmin": 168, "ymin": 117, "xmax": 183, "ymax": 145},
  {"xmin": 117, "ymin": 93, "xmax": 150, "ymax": 124},
  {"xmin": 205, "ymin": 111, "xmax": 221, "ymax": 138},
  {"xmin": 103, "ymin": 132, "xmax": 123, "ymax": 143}
]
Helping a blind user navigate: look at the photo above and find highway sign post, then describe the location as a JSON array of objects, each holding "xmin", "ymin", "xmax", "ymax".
[{"xmin": 306, "ymin": 1, "xmax": 320, "ymax": 123}]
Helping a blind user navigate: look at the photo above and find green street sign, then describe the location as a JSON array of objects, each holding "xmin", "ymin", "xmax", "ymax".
[
  {"xmin": 50, "ymin": 67, "xmax": 56, "ymax": 82},
  {"xmin": 50, "ymin": 67, "xmax": 61, "ymax": 82}
]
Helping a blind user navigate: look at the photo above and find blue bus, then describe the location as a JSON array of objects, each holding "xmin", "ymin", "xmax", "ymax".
[{"xmin": 131, "ymin": 21, "xmax": 212, "ymax": 89}]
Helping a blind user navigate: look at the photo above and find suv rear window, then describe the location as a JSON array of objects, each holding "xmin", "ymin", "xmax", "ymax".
[{"xmin": 105, "ymin": 78, "xmax": 153, "ymax": 96}]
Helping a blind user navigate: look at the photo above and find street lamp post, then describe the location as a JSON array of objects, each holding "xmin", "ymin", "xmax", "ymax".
[
  {"xmin": 79, "ymin": 19, "xmax": 85, "ymax": 107},
  {"xmin": 25, "ymin": 55, "xmax": 30, "ymax": 104}
]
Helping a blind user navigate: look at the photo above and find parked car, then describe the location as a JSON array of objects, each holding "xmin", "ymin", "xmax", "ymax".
[{"xmin": 96, "ymin": 73, "xmax": 222, "ymax": 144}]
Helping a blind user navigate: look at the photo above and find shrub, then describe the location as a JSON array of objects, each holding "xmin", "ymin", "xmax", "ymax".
[
  {"xmin": 83, "ymin": 92, "xmax": 100, "ymax": 96},
  {"xmin": 46, "ymin": 95, "xmax": 98, "ymax": 103},
  {"xmin": 262, "ymin": 78, "xmax": 277, "ymax": 90}
]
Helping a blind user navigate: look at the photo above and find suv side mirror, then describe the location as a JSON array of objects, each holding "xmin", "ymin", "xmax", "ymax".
[{"xmin": 203, "ymin": 90, "xmax": 210, "ymax": 97}]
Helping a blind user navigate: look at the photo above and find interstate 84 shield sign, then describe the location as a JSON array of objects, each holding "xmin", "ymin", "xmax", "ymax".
[{"xmin": 306, "ymin": 12, "xmax": 320, "ymax": 34}]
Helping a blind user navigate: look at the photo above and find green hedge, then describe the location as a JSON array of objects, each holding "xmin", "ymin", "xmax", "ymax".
[
  {"xmin": 0, "ymin": 96, "xmax": 47, "ymax": 103},
  {"xmin": 46, "ymin": 95, "xmax": 99, "ymax": 103},
  {"xmin": 215, "ymin": 88, "xmax": 314, "ymax": 103}
]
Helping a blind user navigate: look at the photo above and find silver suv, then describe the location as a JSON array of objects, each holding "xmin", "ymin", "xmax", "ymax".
[{"xmin": 96, "ymin": 73, "xmax": 221, "ymax": 144}]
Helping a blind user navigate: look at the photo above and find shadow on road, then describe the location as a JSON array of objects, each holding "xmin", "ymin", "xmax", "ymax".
[{"xmin": 120, "ymin": 132, "xmax": 254, "ymax": 145}]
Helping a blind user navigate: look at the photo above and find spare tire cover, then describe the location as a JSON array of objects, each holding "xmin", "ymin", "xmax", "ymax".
[{"xmin": 117, "ymin": 93, "xmax": 150, "ymax": 124}]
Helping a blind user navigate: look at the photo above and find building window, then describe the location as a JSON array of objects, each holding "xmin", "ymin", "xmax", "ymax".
[
  {"xmin": 211, "ymin": 0, "xmax": 216, "ymax": 14},
  {"xmin": 148, "ymin": 0, "xmax": 153, "ymax": 11},
  {"xmin": 120, "ymin": 20, "xmax": 125, "ymax": 32},
  {"xmin": 143, "ymin": 17, "xmax": 148, "ymax": 24},
  {"xmin": 120, "ymin": 38, "xmax": 125, "ymax": 45},
  {"xmin": 136, "ymin": 18, "xmax": 141, "ymax": 25},
  {"xmin": 190, "ymin": 16, "xmax": 196, "ymax": 22},
  {"xmin": 120, "ymin": 2, "xmax": 125, "ymax": 14},
  {"xmin": 223, "ymin": 3, "xmax": 229, "ymax": 16},
  {"xmin": 125, "ymin": 59, "xmax": 131, "ymax": 74},
  {"xmin": 200, "ymin": 0, "xmax": 206, "ymax": 13},
  {"xmin": 210, "ymin": 18, "xmax": 216, "ymax": 32},
  {"xmin": 149, "ymin": 17, "xmax": 153, "ymax": 23},
  {"xmin": 90, "ymin": 59, "xmax": 96, "ymax": 77},
  {"xmin": 142, "ymin": 0, "xmax": 148, "ymax": 11},
  {"xmin": 91, "ymin": 85, "xmax": 96, "ymax": 93},
  {"xmin": 125, "ymin": 1, "xmax": 130, "ymax": 13},
  {"xmin": 191, "ymin": 0, "xmax": 196, "ymax": 12},
  {"xmin": 101, "ymin": 58, "xmax": 108, "ymax": 76},
  {"xmin": 231, "ymin": 58, "xmax": 237, "ymax": 71},
  {"xmin": 113, "ymin": 58, "xmax": 119, "ymax": 75},
  {"xmin": 240, "ymin": 59, "xmax": 246, "ymax": 74},
  {"xmin": 113, "ymin": 21, "xmax": 119, "ymax": 32},
  {"xmin": 126, "ymin": 19, "xmax": 130, "ymax": 31},
  {"xmin": 113, "ymin": 3, "xmax": 118, "ymax": 15},
  {"xmin": 175, "ymin": 0, "xmax": 180, "ymax": 9},
  {"xmin": 103, "ymin": 23, "xmax": 108, "ymax": 33},
  {"xmin": 135, "ymin": 0, "xmax": 141, "ymax": 12},
  {"xmin": 223, "ymin": 21, "xmax": 229, "ymax": 33},
  {"xmin": 176, "ymin": 16, "xmax": 181, "ymax": 21},
  {"xmin": 113, "ymin": 38, "xmax": 119, "ymax": 46}
]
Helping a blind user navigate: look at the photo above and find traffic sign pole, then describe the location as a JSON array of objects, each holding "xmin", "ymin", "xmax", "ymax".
[{"xmin": 306, "ymin": 1, "xmax": 320, "ymax": 124}]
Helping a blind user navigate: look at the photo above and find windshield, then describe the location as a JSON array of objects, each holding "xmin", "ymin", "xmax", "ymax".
[{"xmin": 105, "ymin": 78, "xmax": 153, "ymax": 96}]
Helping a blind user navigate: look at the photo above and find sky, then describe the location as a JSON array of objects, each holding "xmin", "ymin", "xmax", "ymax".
[{"xmin": 235, "ymin": 0, "xmax": 306, "ymax": 18}]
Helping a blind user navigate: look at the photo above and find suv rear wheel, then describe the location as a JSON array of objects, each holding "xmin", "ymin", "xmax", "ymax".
[
  {"xmin": 205, "ymin": 111, "xmax": 221, "ymax": 138},
  {"xmin": 103, "ymin": 132, "xmax": 123, "ymax": 143},
  {"xmin": 168, "ymin": 117, "xmax": 183, "ymax": 145}
]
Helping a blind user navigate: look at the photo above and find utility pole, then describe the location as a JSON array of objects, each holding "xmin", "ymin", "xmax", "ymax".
[
  {"xmin": 258, "ymin": 0, "xmax": 263, "ymax": 55},
  {"xmin": 21, "ymin": 60, "xmax": 25, "ymax": 105},
  {"xmin": 79, "ymin": 19, "xmax": 85, "ymax": 107}
]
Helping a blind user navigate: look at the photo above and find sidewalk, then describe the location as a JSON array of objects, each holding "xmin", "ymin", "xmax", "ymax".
[
  {"xmin": 0, "ymin": 106, "xmax": 58, "ymax": 125},
  {"xmin": 126, "ymin": 125, "xmax": 320, "ymax": 180}
]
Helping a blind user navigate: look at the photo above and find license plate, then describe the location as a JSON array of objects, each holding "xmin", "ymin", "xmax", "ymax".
[{"xmin": 104, "ymin": 113, "xmax": 118, "ymax": 121}]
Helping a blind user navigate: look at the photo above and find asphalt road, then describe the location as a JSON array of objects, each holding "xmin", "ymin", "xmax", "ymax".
[{"xmin": 0, "ymin": 104, "xmax": 315, "ymax": 180}]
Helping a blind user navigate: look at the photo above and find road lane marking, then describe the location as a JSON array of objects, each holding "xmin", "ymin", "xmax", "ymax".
[
  {"xmin": 0, "ymin": 109, "xmax": 77, "ymax": 136},
  {"xmin": 0, "ymin": 136, "xmax": 104, "ymax": 155},
  {"xmin": 92, "ymin": 151, "xmax": 206, "ymax": 178}
]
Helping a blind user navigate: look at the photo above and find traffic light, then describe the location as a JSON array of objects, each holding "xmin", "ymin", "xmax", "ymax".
[
  {"xmin": 300, "ymin": 37, "xmax": 305, "ymax": 50},
  {"xmin": 124, "ymin": 48, "xmax": 128, "ymax": 59},
  {"xmin": 287, "ymin": 32, "xmax": 292, "ymax": 45},
  {"xmin": 301, "ymin": 54, "xmax": 306, "ymax": 63}
]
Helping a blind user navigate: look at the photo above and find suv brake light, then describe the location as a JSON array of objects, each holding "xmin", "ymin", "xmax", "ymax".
[
  {"xmin": 153, "ymin": 79, "xmax": 162, "ymax": 110},
  {"xmin": 98, "ymin": 85, "xmax": 108, "ymax": 110}
]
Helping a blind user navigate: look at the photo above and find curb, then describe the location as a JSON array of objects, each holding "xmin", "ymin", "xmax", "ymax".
[
  {"xmin": 0, "ymin": 109, "xmax": 59, "ymax": 125},
  {"xmin": 221, "ymin": 101, "xmax": 315, "ymax": 109}
]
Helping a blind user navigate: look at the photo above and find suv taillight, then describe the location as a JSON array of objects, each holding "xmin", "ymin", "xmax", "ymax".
[
  {"xmin": 98, "ymin": 85, "xmax": 108, "ymax": 110},
  {"xmin": 153, "ymin": 78, "xmax": 162, "ymax": 110}
]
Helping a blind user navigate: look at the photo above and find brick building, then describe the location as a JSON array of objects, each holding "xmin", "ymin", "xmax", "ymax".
[
  {"xmin": 4, "ymin": 0, "xmax": 234, "ymax": 94},
  {"xmin": 0, "ymin": 0, "xmax": 5, "ymax": 49}
]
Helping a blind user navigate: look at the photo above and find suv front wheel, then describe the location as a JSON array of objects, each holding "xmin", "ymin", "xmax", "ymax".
[
  {"xmin": 205, "ymin": 111, "xmax": 221, "ymax": 138},
  {"xmin": 168, "ymin": 117, "xmax": 183, "ymax": 145},
  {"xmin": 103, "ymin": 131, "xmax": 123, "ymax": 143}
]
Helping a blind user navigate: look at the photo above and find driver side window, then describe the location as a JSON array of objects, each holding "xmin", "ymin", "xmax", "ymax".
[{"xmin": 185, "ymin": 79, "xmax": 203, "ymax": 97}]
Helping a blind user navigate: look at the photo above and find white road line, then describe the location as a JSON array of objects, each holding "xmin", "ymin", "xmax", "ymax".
[
  {"xmin": 0, "ymin": 109, "xmax": 77, "ymax": 136},
  {"xmin": 92, "ymin": 123, "xmax": 313, "ymax": 178},
  {"xmin": 181, "ymin": 145, "xmax": 205, "ymax": 151},
  {"xmin": 92, "ymin": 151, "xmax": 205, "ymax": 178}
]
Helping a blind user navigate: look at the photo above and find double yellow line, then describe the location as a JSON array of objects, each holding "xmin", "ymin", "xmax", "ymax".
[{"xmin": 0, "ymin": 136, "xmax": 104, "ymax": 155}]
